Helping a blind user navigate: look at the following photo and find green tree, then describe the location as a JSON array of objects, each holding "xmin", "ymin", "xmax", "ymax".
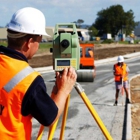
[
  {"xmin": 92, "ymin": 5, "xmax": 136, "ymax": 37},
  {"xmin": 88, "ymin": 26, "xmax": 98, "ymax": 36},
  {"xmin": 77, "ymin": 19, "xmax": 84, "ymax": 28},
  {"xmin": 73, "ymin": 19, "xmax": 84, "ymax": 28}
]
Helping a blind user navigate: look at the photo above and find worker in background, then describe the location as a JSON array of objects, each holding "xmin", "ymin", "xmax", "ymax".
[
  {"xmin": 0, "ymin": 7, "xmax": 77, "ymax": 140},
  {"xmin": 87, "ymin": 48, "xmax": 93, "ymax": 57},
  {"xmin": 113, "ymin": 56, "xmax": 131, "ymax": 106}
]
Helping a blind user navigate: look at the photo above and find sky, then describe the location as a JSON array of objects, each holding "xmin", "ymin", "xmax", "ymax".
[{"xmin": 0, "ymin": 0, "xmax": 140, "ymax": 27}]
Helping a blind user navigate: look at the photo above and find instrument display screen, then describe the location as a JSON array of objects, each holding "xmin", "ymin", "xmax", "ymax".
[{"xmin": 57, "ymin": 60, "xmax": 70, "ymax": 66}]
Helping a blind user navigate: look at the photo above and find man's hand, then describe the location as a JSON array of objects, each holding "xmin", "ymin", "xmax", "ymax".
[{"xmin": 55, "ymin": 66, "xmax": 77, "ymax": 95}]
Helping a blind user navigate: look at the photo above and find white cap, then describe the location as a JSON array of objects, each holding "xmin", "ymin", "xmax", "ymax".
[
  {"xmin": 117, "ymin": 56, "xmax": 124, "ymax": 62},
  {"xmin": 7, "ymin": 7, "xmax": 49, "ymax": 36}
]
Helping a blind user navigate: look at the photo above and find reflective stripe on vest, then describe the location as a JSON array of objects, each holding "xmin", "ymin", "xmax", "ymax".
[{"xmin": 4, "ymin": 66, "xmax": 34, "ymax": 93}]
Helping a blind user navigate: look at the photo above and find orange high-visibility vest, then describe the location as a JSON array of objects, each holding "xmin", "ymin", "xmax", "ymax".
[
  {"xmin": 0, "ymin": 54, "xmax": 40, "ymax": 140},
  {"xmin": 114, "ymin": 63, "xmax": 128, "ymax": 82}
]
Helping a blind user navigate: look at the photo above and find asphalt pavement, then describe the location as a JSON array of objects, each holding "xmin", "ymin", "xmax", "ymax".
[{"xmin": 33, "ymin": 52, "xmax": 140, "ymax": 140}]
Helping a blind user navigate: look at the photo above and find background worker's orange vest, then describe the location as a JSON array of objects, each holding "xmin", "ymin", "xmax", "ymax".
[
  {"xmin": 114, "ymin": 63, "xmax": 128, "ymax": 82},
  {"xmin": 0, "ymin": 54, "xmax": 40, "ymax": 140}
]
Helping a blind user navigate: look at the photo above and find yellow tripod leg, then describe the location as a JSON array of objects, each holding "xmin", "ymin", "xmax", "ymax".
[
  {"xmin": 37, "ymin": 95, "xmax": 70, "ymax": 140},
  {"xmin": 48, "ymin": 119, "xmax": 59, "ymax": 140},
  {"xmin": 47, "ymin": 94, "xmax": 70, "ymax": 140},
  {"xmin": 79, "ymin": 92, "xmax": 113, "ymax": 140},
  {"xmin": 75, "ymin": 82, "xmax": 113, "ymax": 140},
  {"xmin": 37, "ymin": 82, "xmax": 113, "ymax": 140},
  {"xmin": 36, "ymin": 119, "xmax": 58, "ymax": 140},
  {"xmin": 36, "ymin": 125, "xmax": 44, "ymax": 140},
  {"xmin": 59, "ymin": 94, "xmax": 70, "ymax": 140}
]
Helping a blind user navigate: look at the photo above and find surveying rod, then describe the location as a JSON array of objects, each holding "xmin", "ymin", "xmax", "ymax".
[{"xmin": 74, "ymin": 82, "xmax": 113, "ymax": 140}]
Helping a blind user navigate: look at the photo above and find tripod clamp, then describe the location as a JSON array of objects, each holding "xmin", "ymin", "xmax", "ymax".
[{"xmin": 74, "ymin": 82, "xmax": 84, "ymax": 93}]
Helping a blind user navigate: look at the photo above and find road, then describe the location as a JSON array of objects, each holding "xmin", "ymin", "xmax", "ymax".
[{"xmin": 31, "ymin": 56, "xmax": 140, "ymax": 140}]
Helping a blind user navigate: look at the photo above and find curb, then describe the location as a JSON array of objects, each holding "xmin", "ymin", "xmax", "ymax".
[
  {"xmin": 126, "ymin": 104, "xmax": 132, "ymax": 140},
  {"xmin": 33, "ymin": 66, "xmax": 53, "ymax": 73},
  {"xmin": 126, "ymin": 74, "xmax": 140, "ymax": 140}
]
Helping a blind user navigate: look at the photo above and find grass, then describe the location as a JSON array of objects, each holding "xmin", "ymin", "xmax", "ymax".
[
  {"xmin": 38, "ymin": 42, "xmax": 53, "ymax": 53},
  {"xmin": 0, "ymin": 41, "xmax": 52, "ymax": 48},
  {"xmin": 39, "ymin": 42, "xmax": 53, "ymax": 49},
  {"xmin": 0, "ymin": 41, "xmax": 7, "ymax": 46},
  {"xmin": 0, "ymin": 41, "xmax": 53, "ymax": 54},
  {"xmin": 1, "ymin": 39, "xmax": 140, "ymax": 53}
]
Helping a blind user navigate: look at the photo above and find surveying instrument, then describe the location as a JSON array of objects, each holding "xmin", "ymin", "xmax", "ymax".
[{"xmin": 36, "ymin": 23, "xmax": 113, "ymax": 140}]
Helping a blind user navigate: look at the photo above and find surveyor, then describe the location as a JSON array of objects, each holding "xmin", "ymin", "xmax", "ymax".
[
  {"xmin": 0, "ymin": 7, "xmax": 77, "ymax": 140},
  {"xmin": 113, "ymin": 55, "xmax": 131, "ymax": 106}
]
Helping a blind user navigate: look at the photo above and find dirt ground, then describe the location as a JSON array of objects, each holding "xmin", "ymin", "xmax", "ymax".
[
  {"xmin": 29, "ymin": 43, "xmax": 140, "ymax": 68},
  {"xmin": 29, "ymin": 43, "xmax": 140, "ymax": 139}
]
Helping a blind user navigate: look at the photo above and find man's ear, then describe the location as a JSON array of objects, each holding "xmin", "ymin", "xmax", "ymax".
[{"xmin": 23, "ymin": 38, "xmax": 33, "ymax": 52}]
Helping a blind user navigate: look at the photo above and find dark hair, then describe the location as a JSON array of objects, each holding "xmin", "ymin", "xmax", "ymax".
[{"xmin": 7, "ymin": 29, "xmax": 40, "ymax": 50}]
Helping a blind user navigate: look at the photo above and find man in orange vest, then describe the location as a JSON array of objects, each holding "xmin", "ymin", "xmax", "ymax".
[
  {"xmin": 88, "ymin": 48, "xmax": 94, "ymax": 57},
  {"xmin": 0, "ymin": 7, "xmax": 77, "ymax": 140},
  {"xmin": 113, "ymin": 56, "xmax": 131, "ymax": 106}
]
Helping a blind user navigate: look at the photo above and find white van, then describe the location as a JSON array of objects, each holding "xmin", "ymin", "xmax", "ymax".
[{"xmin": 77, "ymin": 29, "xmax": 90, "ymax": 41}]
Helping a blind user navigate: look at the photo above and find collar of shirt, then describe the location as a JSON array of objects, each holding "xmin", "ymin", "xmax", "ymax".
[{"xmin": 0, "ymin": 45, "xmax": 28, "ymax": 62}]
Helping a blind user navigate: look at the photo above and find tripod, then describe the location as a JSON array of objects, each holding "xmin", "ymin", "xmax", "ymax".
[{"xmin": 36, "ymin": 82, "xmax": 113, "ymax": 140}]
